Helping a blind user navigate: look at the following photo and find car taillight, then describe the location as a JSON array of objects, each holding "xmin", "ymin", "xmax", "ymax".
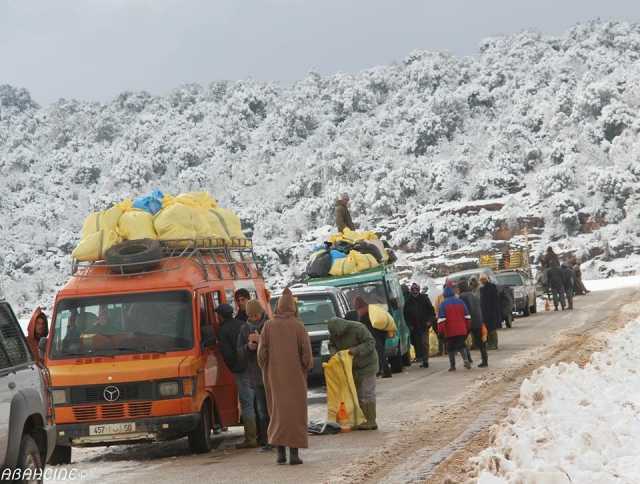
[{"xmin": 41, "ymin": 367, "xmax": 55, "ymax": 423}]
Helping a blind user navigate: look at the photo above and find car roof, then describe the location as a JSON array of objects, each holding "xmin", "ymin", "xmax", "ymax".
[
  {"xmin": 271, "ymin": 285, "xmax": 343, "ymax": 297},
  {"xmin": 447, "ymin": 268, "xmax": 494, "ymax": 278}
]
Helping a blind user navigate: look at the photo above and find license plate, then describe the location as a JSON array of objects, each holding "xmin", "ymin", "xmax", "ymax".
[{"xmin": 89, "ymin": 422, "xmax": 136, "ymax": 436}]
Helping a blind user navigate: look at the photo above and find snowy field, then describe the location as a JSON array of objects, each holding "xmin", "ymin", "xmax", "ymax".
[{"xmin": 470, "ymin": 316, "xmax": 640, "ymax": 484}]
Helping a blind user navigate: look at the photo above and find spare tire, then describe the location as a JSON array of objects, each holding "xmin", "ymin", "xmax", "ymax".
[
  {"xmin": 353, "ymin": 241, "xmax": 383, "ymax": 263},
  {"xmin": 105, "ymin": 239, "xmax": 163, "ymax": 274}
]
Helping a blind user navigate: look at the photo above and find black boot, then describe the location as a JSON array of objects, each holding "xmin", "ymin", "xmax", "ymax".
[
  {"xmin": 277, "ymin": 446, "xmax": 286, "ymax": 465},
  {"xmin": 289, "ymin": 447, "xmax": 303, "ymax": 465}
]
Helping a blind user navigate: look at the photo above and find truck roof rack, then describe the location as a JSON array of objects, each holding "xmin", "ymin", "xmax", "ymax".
[{"xmin": 71, "ymin": 238, "xmax": 261, "ymax": 281}]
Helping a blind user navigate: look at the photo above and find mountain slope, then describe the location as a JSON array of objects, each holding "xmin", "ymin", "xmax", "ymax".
[{"xmin": 1, "ymin": 20, "xmax": 639, "ymax": 314}]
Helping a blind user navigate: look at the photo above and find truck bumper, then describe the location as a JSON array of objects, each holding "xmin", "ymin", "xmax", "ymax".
[{"xmin": 55, "ymin": 413, "xmax": 200, "ymax": 447}]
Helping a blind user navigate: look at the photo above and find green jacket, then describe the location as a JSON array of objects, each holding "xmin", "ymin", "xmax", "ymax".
[{"xmin": 328, "ymin": 317, "xmax": 378, "ymax": 380}]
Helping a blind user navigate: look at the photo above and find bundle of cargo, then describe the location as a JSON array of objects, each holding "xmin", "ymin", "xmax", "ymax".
[
  {"xmin": 72, "ymin": 190, "xmax": 248, "ymax": 262},
  {"xmin": 306, "ymin": 228, "xmax": 397, "ymax": 279}
]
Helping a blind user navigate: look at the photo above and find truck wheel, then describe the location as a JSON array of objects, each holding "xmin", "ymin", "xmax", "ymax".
[
  {"xmin": 49, "ymin": 444, "xmax": 72, "ymax": 465},
  {"xmin": 17, "ymin": 434, "xmax": 43, "ymax": 482},
  {"xmin": 523, "ymin": 298, "xmax": 531, "ymax": 317},
  {"xmin": 188, "ymin": 401, "xmax": 213, "ymax": 454}
]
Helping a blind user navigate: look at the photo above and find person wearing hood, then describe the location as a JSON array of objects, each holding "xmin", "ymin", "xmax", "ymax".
[
  {"xmin": 458, "ymin": 280, "xmax": 488, "ymax": 368},
  {"xmin": 335, "ymin": 193, "xmax": 356, "ymax": 233},
  {"xmin": 354, "ymin": 296, "xmax": 392, "ymax": 378},
  {"xmin": 437, "ymin": 286, "xmax": 472, "ymax": 371},
  {"xmin": 237, "ymin": 299, "xmax": 271, "ymax": 450},
  {"xmin": 327, "ymin": 316, "xmax": 379, "ymax": 430},
  {"xmin": 258, "ymin": 288, "xmax": 313, "ymax": 465},
  {"xmin": 27, "ymin": 308, "xmax": 49, "ymax": 362},
  {"xmin": 479, "ymin": 274, "xmax": 501, "ymax": 350},
  {"xmin": 403, "ymin": 283, "xmax": 436, "ymax": 368}
]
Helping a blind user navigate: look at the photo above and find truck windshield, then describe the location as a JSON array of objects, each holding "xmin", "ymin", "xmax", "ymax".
[
  {"xmin": 50, "ymin": 291, "xmax": 194, "ymax": 359},
  {"xmin": 496, "ymin": 274, "xmax": 524, "ymax": 286},
  {"xmin": 341, "ymin": 282, "xmax": 388, "ymax": 310}
]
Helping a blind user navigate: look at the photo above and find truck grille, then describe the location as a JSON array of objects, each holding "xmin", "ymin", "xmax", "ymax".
[
  {"xmin": 69, "ymin": 382, "xmax": 153, "ymax": 404},
  {"xmin": 72, "ymin": 402, "xmax": 152, "ymax": 421}
]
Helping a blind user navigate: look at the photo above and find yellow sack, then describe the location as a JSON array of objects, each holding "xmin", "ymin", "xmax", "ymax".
[
  {"xmin": 118, "ymin": 209, "xmax": 157, "ymax": 240},
  {"xmin": 167, "ymin": 192, "xmax": 218, "ymax": 209},
  {"xmin": 80, "ymin": 205, "xmax": 124, "ymax": 240},
  {"xmin": 154, "ymin": 204, "xmax": 197, "ymax": 241},
  {"xmin": 329, "ymin": 250, "xmax": 378, "ymax": 277},
  {"xmin": 369, "ymin": 304, "xmax": 397, "ymax": 333},
  {"xmin": 72, "ymin": 229, "xmax": 121, "ymax": 262},
  {"xmin": 210, "ymin": 208, "xmax": 244, "ymax": 241},
  {"xmin": 410, "ymin": 345, "xmax": 416, "ymax": 361},
  {"xmin": 428, "ymin": 328, "xmax": 440, "ymax": 357},
  {"xmin": 323, "ymin": 350, "xmax": 366, "ymax": 429},
  {"xmin": 341, "ymin": 228, "xmax": 378, "ymax": 242}
]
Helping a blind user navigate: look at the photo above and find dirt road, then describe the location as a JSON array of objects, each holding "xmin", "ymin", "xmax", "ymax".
[{"xmin": 49, "ymin": 287, "xmax": 640, "ymax": 484}]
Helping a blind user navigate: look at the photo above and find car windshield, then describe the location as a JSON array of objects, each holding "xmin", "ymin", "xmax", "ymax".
[
  {"xmin": 50, "ymin": 291, "xmax": 194, "ymax": 359},
  {"xmin": 296, "ymin": 295, "xmax": 338, "ymax": 326},
  {"xmin": 496, "ymin": 274, "xmax": 524, "ymax": 286},
  {"xmin": 341, "ymin": 282, "xmax": 388, "ymax": 310}
]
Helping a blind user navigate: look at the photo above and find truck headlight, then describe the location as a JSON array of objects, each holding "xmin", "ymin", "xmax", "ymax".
[
  {"xmin": 52, "ymin": 389, "xmax": 67, "ymax": 405},
  {"xmin": 320, "ymin": 340, "xmax": 330, "ymax": 356},
  {"xmin": 158, "ymin": 381, "xmax": 180, "ymax": 397}
]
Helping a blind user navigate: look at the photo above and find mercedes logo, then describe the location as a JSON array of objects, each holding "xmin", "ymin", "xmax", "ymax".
[{"xmin": 103, "ymin": 386, "xmax": 120, "ymax": 402}]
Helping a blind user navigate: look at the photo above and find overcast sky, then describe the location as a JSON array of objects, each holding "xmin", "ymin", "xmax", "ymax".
[{"xmin": 2, "ymin": 0, "xmax": 640, "ymax": 105}]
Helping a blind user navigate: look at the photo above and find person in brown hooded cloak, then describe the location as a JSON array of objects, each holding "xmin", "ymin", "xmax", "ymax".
[{"xmin": 257, "ymin": 288, "xmax": 313, "ymax": 465}]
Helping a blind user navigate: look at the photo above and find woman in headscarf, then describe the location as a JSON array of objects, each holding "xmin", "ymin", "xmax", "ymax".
[
  {"xmin": 257, "ymin": 288, "xmax": 313, "ymax": 465},
  {"xmin": 27, "ymin": 308, "xmax": 49, "ymax": 362}
]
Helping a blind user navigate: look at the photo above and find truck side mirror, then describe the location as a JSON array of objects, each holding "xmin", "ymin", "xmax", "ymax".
[
  {"xmin": 201, "ymin": 326, "xmax": 216, "ymax": 348},
  {"xmin": 38, "ymin": 337, "xmax": 47, "ymax": 361}
]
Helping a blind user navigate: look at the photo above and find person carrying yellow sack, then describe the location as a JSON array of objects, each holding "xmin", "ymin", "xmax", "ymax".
[
  {"xmin": 327, "ymin": 314, "xmax": 379, "ymax": 430},
  {"xmin": 354, "ymin": 297, "xmax": 393, "ymax": 379}
]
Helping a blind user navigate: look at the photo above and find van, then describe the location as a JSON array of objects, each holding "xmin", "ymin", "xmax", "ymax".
[
  {"xmin": 307, "ymin": 265, "xmax": 411, "ymax": 373},
  {"xmin": 39, "ymin": 240, "xmax": 269, "ymax": 463}
]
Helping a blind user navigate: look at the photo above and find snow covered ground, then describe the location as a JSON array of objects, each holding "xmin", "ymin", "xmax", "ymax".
[{"xmin": 470, "ymin": 313, "xmax": 640, "ymax": 483}]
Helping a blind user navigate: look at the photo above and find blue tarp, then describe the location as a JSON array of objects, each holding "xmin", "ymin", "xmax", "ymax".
[{"xmin": 133, "ymin": 190, "xmax": 164, "ymax": 215}]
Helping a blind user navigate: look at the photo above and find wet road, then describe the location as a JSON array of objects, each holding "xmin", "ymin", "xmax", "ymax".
[{"xmin": 46, "ymin": 287, "xmax": 640, "ymax": 484}]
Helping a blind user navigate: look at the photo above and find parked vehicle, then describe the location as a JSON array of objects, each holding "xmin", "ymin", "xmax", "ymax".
[
  {"xmin": 0, "ymin": 300, "xmax": 56, "ymax": 479},
  {"xmin": 307, "ymin": 265, "xmax": 411, "ymax": 373},
  {"xmin": 445, "ymin": 267, "xmax": 497, "ymax": 286},
  {"xmin": 495, "ymin": 270, "xmax": 537, "ymax": 316},
  {"xmin": 37, "ymin": 239, "xmax": 270, "ymax": 464},
  {"xmin": 270, "ymin": 285, "xmax": 351, "ymax": 379}
]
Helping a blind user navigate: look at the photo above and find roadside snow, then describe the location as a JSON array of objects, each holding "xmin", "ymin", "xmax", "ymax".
[
  {"xmin": 470, "ymin": 318, "xmax": 640, "ymax": 484},
  {"xmin": 584, "ymin": 275, "xmax": 640, "ymax": 292}
]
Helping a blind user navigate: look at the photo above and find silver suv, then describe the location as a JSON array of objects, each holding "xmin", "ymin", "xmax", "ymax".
[
  {"xmin": 495, "ymin": 270, "xmax": 538, "ymax": 316},
  {"xmin": 0, "ymin": 301, "xmax": 56, "ymax": 481}
]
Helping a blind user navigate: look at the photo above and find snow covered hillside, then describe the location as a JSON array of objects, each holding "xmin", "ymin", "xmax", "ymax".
[{"xmin": 1, "ymin": 20, "xmax": 639, "ymax": 315}]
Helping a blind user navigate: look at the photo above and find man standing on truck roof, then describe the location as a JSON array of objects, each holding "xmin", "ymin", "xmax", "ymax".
[
  {"xmin": 217, "ymin": 304, "xmax": 257, "ymax": 449},
  {"xmin": 235, "ymin": 288, "xmax": 251, "ymax": 322},
  {"xmin": 354, "ymin": 297, "xmax": 392, "ymax": 379},
  {"xmin": 403, "ymin": 283, "xmax": 435, "ymax": 369},
  {"xmin": 335, "ymin": 193, "xmax": 356, "ymax": 233},
  {"xmin": 328, "ymin": 315, "xmax": 379, "ymax": 430}
]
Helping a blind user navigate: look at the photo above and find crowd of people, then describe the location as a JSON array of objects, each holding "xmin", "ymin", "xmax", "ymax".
[{"xmin": 541, "ymin": 247, "xmax": 589, "ymax": 311}]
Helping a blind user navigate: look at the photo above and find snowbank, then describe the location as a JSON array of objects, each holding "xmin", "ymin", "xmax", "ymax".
[
  {"xmin": 584, "ymin": 275, "xmax": 640, "ymax": 292},
  {"xmin": 471, "ymin": 319, "xmax": 640, "ymax": 484}
]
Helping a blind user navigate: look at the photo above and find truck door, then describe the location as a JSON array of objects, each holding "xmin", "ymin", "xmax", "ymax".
[{"xmin": 198, "ymin": 291, "xmax": 239, "ymax": 427}]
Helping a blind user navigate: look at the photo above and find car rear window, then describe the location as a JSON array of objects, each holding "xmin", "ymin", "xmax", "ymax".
[{"xmin": 0, "ymin": 304, "xmax": 30, "ymax": 368}]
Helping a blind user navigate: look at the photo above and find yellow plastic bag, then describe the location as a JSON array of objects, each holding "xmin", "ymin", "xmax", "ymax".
[
  {"xmin": 428, "ymin": 328, "xmax": 439, "ymax": 357},
  {"xmin": 329, "ymin": 250, "xmax": 378, "ymax": 277},
  {"xmin": 72, "ymin": 229, "xmax": 121, "ymax": 262},
  {"xmin": 323, "ymin": 350, "xmax": 366, "ymax": 429},
  {"xmin": 118, "ymin": 209, "xmax": 157, "ymax": 240},
  {"xmin": 167, "ymin": 192, "xmax": 218, "ymax": 209},
  {"xmin": 80, "ymin": 205, "xmax": 124, "ymax": 240},
  {"xmin": 210, "ymin": 208, "xmax": 244, "ymax": 241},
  {"xmin": 154, "ymin": 204, "xmax": 197, "ymax": 241},
  {"xmin": 369, "ymin": 304, "xmax": 397, "ymax": 333}
]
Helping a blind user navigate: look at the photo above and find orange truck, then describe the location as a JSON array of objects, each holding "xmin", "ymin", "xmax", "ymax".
[{"xmin": 31, "ymin": 239, "xmax": 269, "ymax": 464}]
